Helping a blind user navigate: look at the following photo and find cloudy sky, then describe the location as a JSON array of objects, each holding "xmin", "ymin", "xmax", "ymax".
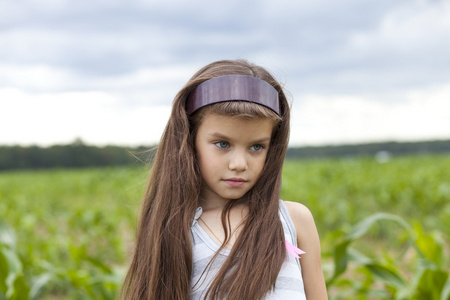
[{"xmin": 1, "ymin": 0, "xmax": 449, "ymax": 147}]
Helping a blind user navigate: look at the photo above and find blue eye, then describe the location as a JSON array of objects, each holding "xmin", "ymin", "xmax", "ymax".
[
  {"xmin": 215, "ymin": 141, "xmax": 229, "ymax": 149},
  {"xmin": 250, "ymin": 144, "xmax": 264, "ymax": 151}
]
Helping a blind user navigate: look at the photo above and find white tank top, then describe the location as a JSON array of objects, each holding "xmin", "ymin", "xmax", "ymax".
[{"xmin": 190, "ymin": 200, "xmax": 306, "ymax": 299}]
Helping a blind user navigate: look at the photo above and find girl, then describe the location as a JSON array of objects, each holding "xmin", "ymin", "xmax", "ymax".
[{"xmin": 120, "ymin": 59, "xmax": 328, "ymax": 299}]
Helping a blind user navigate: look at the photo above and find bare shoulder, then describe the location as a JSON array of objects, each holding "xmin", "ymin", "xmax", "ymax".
[
  {"xmin": 282, "ymin": 200, "xmax": 320, "ymax": 255},
  {"xmin": 283, "ymin": 200, "xmax": 315, "ymax": 228},
  {"xmin": 283, "ymin": 201, "xmax": 328, "ymax": 299}
]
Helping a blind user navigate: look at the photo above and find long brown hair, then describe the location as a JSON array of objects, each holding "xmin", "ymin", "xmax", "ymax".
[{"xmin": 120, "ymin": 59, "xmax": 291, "ymax": 300}]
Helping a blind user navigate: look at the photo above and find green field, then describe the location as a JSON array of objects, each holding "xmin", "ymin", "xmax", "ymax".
[{"xmin": 1, "ymin": 155, "xmax": 449, "ymax": 299}]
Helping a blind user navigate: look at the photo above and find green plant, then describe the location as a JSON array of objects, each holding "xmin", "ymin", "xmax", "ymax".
[
  {"xmin": 0, "ymin": 219, "xmax": 53, "ymax": 300},
  {"xmin": 1, "ymin": 156, "xmax": 448, "ymax": 298},
  {"xmin": 327, "ymin": 213, "xmax": 450, "ymax": 299},
  {"xmin": 1, "ymin": 218, "xmax": 125, "ymax": 300}
]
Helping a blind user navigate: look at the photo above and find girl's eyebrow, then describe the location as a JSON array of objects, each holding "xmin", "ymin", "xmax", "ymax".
[
  {"xmin": 251, "ymin": 137, "xmax": 271, "ymax": 144},
  {"xmin": 210, "ymin": 132, "xmax": 228, "ymax": 139},
  {"xmin": 209, "ymin": 132, "xmax": 271, "ymax": 144}
]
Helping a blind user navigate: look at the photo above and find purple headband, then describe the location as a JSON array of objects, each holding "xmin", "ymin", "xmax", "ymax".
[{"xmin": 186, "ymin": 74, "xmax": 280, "ymax": 115}]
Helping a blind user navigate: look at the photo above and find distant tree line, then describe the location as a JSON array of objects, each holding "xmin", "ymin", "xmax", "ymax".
[
  {"xmin": 0, "ymin": 139, "xmax": 449, "ymax": 171},
  {"xmin": 0, "ymin": 139, "xmax": 155, "ymax": 171},
  {"xmin": 286, "ymin": 139, "xmax": 450, "ymax": 159}
]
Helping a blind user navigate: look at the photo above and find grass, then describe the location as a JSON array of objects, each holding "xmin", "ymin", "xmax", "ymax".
[
  {"xmin": 281, "ymin": 155, "xmax": 450, "ymax": 243},
  {"xmin": 1, "ymin": 154, "xmax": 449, "ymax": 299}
]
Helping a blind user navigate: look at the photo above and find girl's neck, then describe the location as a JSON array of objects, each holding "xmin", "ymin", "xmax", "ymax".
[
  {"xmin": 197, "ymin": 199, "xmax": 249, "ymax": 249},
  {"xmin": 198, "ymin": 189, "xmax": 234, "ymax": 211},
  {"xmin": 199, "ymin": 197, "xmax": 229, "ymax": 212}
]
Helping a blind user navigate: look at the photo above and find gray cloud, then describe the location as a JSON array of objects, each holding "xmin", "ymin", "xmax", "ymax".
[
  {"xmin": 3, "ymin": 2, "xmax": 446, "ymax": 70},
  {"xmin": 1, "ymin": 0, "xmax": 449, "ymax": 89},
  {"xmin": 1, "ymin": 0, "xmax": 449, "ymax": 145}
]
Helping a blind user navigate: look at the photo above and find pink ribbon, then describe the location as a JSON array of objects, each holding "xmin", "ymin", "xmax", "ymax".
[{"xmin": 285, "ymin": 240, "xmax": 306, "ymax": 258}]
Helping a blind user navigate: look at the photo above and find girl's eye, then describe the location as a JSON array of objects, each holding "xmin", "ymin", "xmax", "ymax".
[
  {"xmin": 250, "ymin": 144, "xmax": 264, "ymax": 151},
  {"xmin": 215, "ymin": 141, "xmax": 229, "ymax": 149}
]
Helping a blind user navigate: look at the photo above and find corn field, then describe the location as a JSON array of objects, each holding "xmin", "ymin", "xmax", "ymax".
[{"xmin": 1, "ymin": 155, "xmax": 449, "ymax": 299}]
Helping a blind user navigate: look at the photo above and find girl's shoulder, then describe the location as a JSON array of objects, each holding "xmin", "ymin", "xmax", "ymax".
[
  {"xmin": 282, "ymin": 201, "xmax": 328, "ymax": 299},
  {"xmin": 282, "ymin": 200, "xmax": 320, "ymax": 249},
  {"xmin": 282, "ymin": 200, "xmax": 315, "ymax": 228}
]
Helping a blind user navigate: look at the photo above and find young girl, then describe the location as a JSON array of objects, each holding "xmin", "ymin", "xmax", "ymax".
[{"xmin": 120, "ymin": 59, "xmax": 328, "ymax": 299}]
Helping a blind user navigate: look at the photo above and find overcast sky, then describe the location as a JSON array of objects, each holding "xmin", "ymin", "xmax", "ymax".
[{"xmin": 1, "ymin": 0, "xmax": 449, "ymax": 147}]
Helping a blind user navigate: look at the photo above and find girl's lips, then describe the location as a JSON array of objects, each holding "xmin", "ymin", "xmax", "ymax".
[{"xmin": 223, "ymin": 178, "xmax": 247, "ymax": 187}]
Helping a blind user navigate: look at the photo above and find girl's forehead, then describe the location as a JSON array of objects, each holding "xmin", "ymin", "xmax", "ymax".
[
  {"xmin": 197, "ymin": 115, "xmax": 273, "ymax": 144},
  {"xmin": 198, "ymin": 113, "xmax": 275, "ymax": 139},
  {"xmin": 200, "ymin": 112, "xmax": 274, "ymax": 126}
]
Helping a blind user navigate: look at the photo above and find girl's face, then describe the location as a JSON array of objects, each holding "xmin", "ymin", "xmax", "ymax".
[{"xmin": 195, "ymin": 113, "xmax": 274, "ymax": 205}]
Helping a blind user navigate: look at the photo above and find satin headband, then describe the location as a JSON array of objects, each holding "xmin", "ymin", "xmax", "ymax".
[{"xmin": 186, "ymin": 74, "xmax": 280, "ymax": 115}]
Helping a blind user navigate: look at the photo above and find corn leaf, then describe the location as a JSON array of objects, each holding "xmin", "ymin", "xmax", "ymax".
[
  {"xmin": 412, "ymin": 269, "xmax": 448, "ymax": 300},
  {"xmin": 0, "ymin": 220, "xmax": 15, "ymax": 249},
  {"xmin": 365, "ymin": 263, "xmax": 405, "ymax": 288}
]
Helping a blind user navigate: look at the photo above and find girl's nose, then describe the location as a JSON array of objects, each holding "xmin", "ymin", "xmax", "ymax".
[{"xmin": 228, "ymin": 151, "xmax": 248, "ymax": 172}]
